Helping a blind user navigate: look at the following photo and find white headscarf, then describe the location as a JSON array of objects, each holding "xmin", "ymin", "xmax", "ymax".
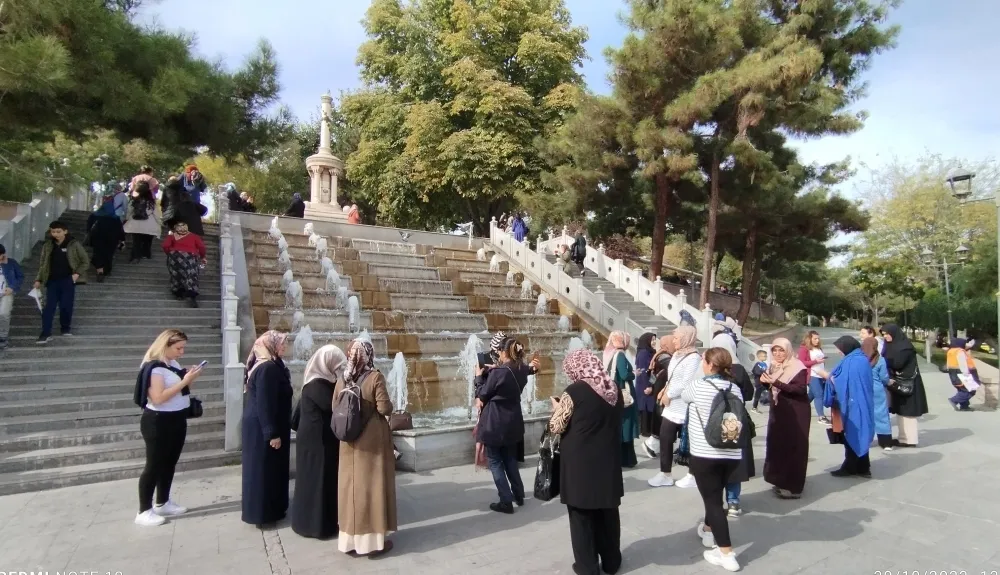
[
  {"xmin": 710, "ymin": 332, "xmax": 739, "ymax": 365},
  {"xmin": 303, "ymin": 345, "xmax": 347, "ymax": 386}
]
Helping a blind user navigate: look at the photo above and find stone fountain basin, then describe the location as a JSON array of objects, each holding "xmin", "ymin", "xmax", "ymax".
[
  {"xmin": 471, "ymin": 283, "xmax": 539, "ymax": 299},
  {"xmin": 352, "ymin": 238, "xmax": 417, "ymax": 255},
  {"xmin": 438, "ymin": 268, "xmax": 517, "ymax": 285},
  {"xmin": 254, "ymin": 257, "xmax": 343, "ymax": 276},
  {"xmin": 285, "ymin": 331, "xmax": 585, "ymax": 358},
  {"xmin": 254, "ymin": 270, "xmax": 354, "ymax": 291},
  {"xmin": 424, "ymin": 246, "xmax": 486, "ymax": 261},
  {"xmin": 256, "ymin": 288, "xmax": 359, "ymax": 309},
  {"xmin": 367, "ymin": 262, "xmax": 440, "ymax": 281},
  {"xmin": 376, "ymin": 278, "xmax": 455, "ymax": 295},
  {"xmin": 269, "ymin": 309, "xmax": 373, "ymax": 332},
  {"xmin": 390, "ymin": 294, "xmax": 470, "ymax": 312},
  {"xmin": 357, "ymin": 250, "xmax": 427, "ymax": 267},
  {"xmin": 250, "ymin": 231, "xmax": 352, "ymax": 250}
]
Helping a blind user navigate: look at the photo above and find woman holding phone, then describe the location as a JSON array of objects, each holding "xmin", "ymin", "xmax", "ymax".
[{"xmin": 134, "ymin": 329, "xmax": 203, "ymax": 527}]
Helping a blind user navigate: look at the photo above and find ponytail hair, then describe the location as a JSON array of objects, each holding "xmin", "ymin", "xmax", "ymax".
[
  {"xmin": 501, "ymin": 337, "xmax": 526, "ymax": 366},
  {"xmin": 703, "ymin": 347, "xmax": 733, "ymax": 380},
  {"xmin": 143, "ymin": 329, "xmax": 188, "ymax": 363}
]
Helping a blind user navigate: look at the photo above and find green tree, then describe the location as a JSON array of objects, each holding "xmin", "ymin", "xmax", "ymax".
[{"xmin": 344, "ymin": 0, "xmax": 587, "ymax": 232}]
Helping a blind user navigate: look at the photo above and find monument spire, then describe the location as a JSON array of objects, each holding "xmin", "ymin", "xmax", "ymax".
[{"xmin": 304, "ymin": 93, "xmax": 347, "ymax": 223}]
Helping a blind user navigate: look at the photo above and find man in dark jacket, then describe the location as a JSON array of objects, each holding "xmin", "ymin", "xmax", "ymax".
[
  {"xmin": 34, "ymin": 221, "xmax": 90, "ymax": 344},
  {"xmin": 0, "ymin": 243, "xmax": 24, "ymax": 349}
]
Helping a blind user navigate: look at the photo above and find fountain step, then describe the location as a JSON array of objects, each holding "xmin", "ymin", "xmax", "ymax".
[
  {"xmin": 357, "ymin": 250, "xmax": 427, "ymax": 267},
  {"xmin": 286, "ymin": 331, "xmax": 584, "ymax": 359},
  {"xmin": 253, "ymin": 270, "xmax": 354, "ymax": 292},
  {"xmin": 267, "ymin": 310, "xmax": 373, "ymax": 333},
  {"xmin": 351, "ymin": 238, "xmax": 417, "ymax": 255},
  {"xmin": 488, "ymin": 313, "xmax": 565, "ymax": 333},
  {"xmin": 253, "ymin": 256, "xmax": 343, "ymax": 276},
  {"xmin": 447, "ymin": 269, "xmax": 517, "ymax": 285},
  {"xmin": 252, "ymin": 241, "xmax": 358, "ymax": 262},
  {"xmin": 255, "ymin": 289, "xmax": 360, "ymax": 310},
  {"xmin": 479, "ymin": 297, "xmax": 542, "ymax": 315},
  {"xmin": 422, "ymin": 246, "xmax": 487, "ymax": 262},
  {"xmin": 390, "ymin": 294, "xmax": 469, "ymax": 312},
  {"xmin": 471, "ymin": 283, "xmax": 540, "ymax": 299},
  {"xmin": 376, "ymin": 278, "xmax": 454, "ymax": 295},
  {"xmin": 441, "ymin": 257, "xmax": 495, "ymax": 272},
  {"xmin": 250, "ymin": 230, "xmax": 351, "ymax": 250},
  {"xmin": 367, "ymin": 263, "xmax": 439, "ymax": 280}
]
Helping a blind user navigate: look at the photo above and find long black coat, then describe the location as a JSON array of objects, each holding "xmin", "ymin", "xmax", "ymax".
[
  {"xmin": 162, "ymin": 189, "xmax": 206, "ymax": 237},
  {"xmin": 884, "ymin": 343, "xmax": 930, "ymax": 417},
  {"xmin": 559, "ymin": 381, "xmax": 624, "ymax": 510},
  {"xmin": 285, "ymin": 197, "xmax": 305, "ymax": 218},
  {"xmin": 475, "ymin": 362, "xmax": 525, "ymax": 447},
  {"xmin": 291, "ymin": 378, "xmax": 340, "ymax": 539},
  {"xmin": 242, "ymin": 359, "xmax": 293, "ymax": 526}
]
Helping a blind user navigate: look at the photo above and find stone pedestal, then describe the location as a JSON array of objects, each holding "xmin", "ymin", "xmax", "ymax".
[{"xmin": 304, "ymin": 93, "xmax": 348, "ymax": 223}]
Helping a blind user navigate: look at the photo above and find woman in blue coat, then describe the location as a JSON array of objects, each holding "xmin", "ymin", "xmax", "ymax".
[
  {"xmin": 633, "ymin": 333, "xmax": 658, "ymax": 442},
  {"xmin": 604, "ymin": 331, "xmax": 638, "ymax": 469},
  {"xmin": 824, "ymin": 336, "xmax": 875, "ymax": 478},
  {"xmin": 862, "ymin": 337, "xmax": 893, "ymax": 450}
]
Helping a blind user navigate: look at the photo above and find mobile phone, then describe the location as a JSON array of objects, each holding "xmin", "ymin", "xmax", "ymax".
[{"xmin": 197, "ymin": 360, "xmax": 209, "ymax": 369}]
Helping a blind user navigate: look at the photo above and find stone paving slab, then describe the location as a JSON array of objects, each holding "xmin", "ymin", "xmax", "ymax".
[{"xmin": 1, "ymin": 330, "xmax": 999, "ymax": 574}]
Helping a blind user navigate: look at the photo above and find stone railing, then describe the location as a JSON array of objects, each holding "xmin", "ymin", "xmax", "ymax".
[
  {"xmin": 218, "ymin": 201, "xmax": 250, "ymax": 452},
  {"xmin": 0, "ymin": 188, "xmax": 89, "ymax": 262}
]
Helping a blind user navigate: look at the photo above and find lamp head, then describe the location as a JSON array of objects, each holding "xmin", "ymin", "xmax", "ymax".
[
  {"xmin": 920, "ymin": 248, "xmax": 934, "ymax": 265},
  {"xmin": 946, "ymin": 169, "xmax": 976, "ymax": 200},
  {"xmin": 955, "ymin": 244, "xmax": 970, "ymax": 262}
]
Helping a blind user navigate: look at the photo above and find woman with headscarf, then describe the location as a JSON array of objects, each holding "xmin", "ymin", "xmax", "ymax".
[
  {"xmin": 162, "ymin": 176, "xmax": 206, "ymax": 237},
  {"xmin": 335, "ymin": 339, "xmax": 397, "ymax": 556},
  {"xmin": 759, "ymin": 337, "xmax": 810, "ymax": 499},
  {"xmin": 476, "ymin": 331, "xmax": 535, "ymax": 463},
  {"xmin": 285, "ymin": 193, "xmax": 306, "ymax": 218},
  {"xmin": 862, "ymin": 336, "xmax": 893, "ymax": 450},
  {"xmin": 242, "ymin": 331, "xmax": 293, "ymax": 526},
  {"xmin": 648, "ymin": 326, "xmax": 700, "ymax": 489},
  {"xmin": 946, "ymin": 338, "xmax": 978, "ymax": 411},
  {"xmin": 347, "ymin": 202, "xmax": 361, "ymax": 225},
  {"xmin": 570, "ymin": 232, "xmax": 587, "ymax": 276},
  {"xmin": 291, "ymin": 344, "xmax": 347, "ymax": 539},
  {"xmin": 880, "ymin": 324, "xmax": 929, "ymax": 448},
  {"xmin": 512, "ymin": 213, "xmax": 528, "ymax": 243},
  {"xmin": 86, "ymin": 197, "xmax": 125, "ymax": 282},
  {"xmin": 124, "ymin": 179, "xmax": 160, "ymax": 263},
  {"xmin": 710, "ymin": 329, "xmax": 756, "ymax": 517},
  {"xmin": 604, "ymin": 331, "xmax": 638, "ymax": 469},
  {"xmin": 641, "ymin": 335, "xmax": 675, "ymax": 458},
  {"xmin": 548, "ymin": 349, "xmax": 624, "ymax": 575},
  {"xmin": 824, "ymin": 336, "xmax": 875, "ymax": 478},
  {"xmin": 634, "ymin": 333, "xmax": 659, "ymax": 443}
]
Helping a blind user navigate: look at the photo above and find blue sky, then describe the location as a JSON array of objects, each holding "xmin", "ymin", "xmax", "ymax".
[{"xmin": 143, "ymin": 0, "xmax": 999, "ymax": 193}]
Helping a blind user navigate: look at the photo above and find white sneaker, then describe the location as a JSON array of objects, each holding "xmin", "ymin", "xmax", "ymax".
[
  {"xmin": 697, "ymin": 521, "xmax": 716, "ymax": 548},
  {"xmin": 676, "ymin": 473, "xmax": 696, "ymax": 489},
  {"xmin": 135, "ymin": 510, "xmax": 166, "ymax": 527},
  {"xmin": 647, "ymin": 472, "xmax": 674, "ymax": 487},
  {"xmin": 704, "ymin": 547, "xmax": 740, "ymax": 571},
  {"xmin": 882, "ymin": 446, "xmax": 894, "ymax": 452},
  {"xmin": 153, "ymin": 500, "xmax": 187, "ymax": 517},
  {"xmin": 643, "ymin": 436, "xmax": 660, "ymax": 457}
]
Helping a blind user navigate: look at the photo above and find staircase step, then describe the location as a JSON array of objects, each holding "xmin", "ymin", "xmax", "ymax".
[
  {"xmin": 0, "ymin": 375, "xmax": 224, "ymax": 402},
  {"xmin": 0, "ymin": 432, "xmax": 225, "ymax": 474},
  {"xmin": 0, "ymin": 342, "xmax": 221, "ymax": 360},
  {"xmin": 4, "ymin": 332, "xmax": 221, "ymax": 347},
  {"xmin": 7, "ymin": 323, "xmax": 221, "ymax": 338},
  {"xmin": 0, "ymin": 401, "xmax": 226, "ymax": 434},
  {"xmin": 0, "ymin": 416, "xmax": 226, "ymax": 453},
  {"xmin": 1, "ymin": 353, "xmax": 221, "ymax": 374},
  {"xmin": 11, "ymin": 305, "xmax": 221, "ymax": 319},
  {"xmin": 0, "ymin": 364, "xmax": 223, "ymax": 384},
  {"xmin": 0, "ymin": 390, "xmax": 224, "ymax": 418},
  {"xmin": 0, "ymin": 447, "xmax": 240, "ymax": 496}
]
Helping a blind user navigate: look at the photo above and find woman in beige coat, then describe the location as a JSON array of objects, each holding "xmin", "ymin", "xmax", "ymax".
[{"xmin": 335, "ymin": 339, "xmax": 397, "ymax": 555}]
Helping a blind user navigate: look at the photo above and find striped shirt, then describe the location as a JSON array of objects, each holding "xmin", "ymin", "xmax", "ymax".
[
  {"xmin": 661, "ymin": 352, "xmax": 701, "ymax": 424},
  {"xmin": 681, "ymin": 374, "xmax": 744, "ymax": 460}
]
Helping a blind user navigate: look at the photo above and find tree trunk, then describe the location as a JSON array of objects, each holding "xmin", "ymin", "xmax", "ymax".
[
  {"xmin": 713, "ymin": 250, "xmax": 724, "ymax": 289},
  {"xmin": 649, "ymin": 172, "xmax": 670, "ymax": 281},
  {"xmin": 700, "ymin": 148, "xmax": 721, "ymax": 307},
  {"xmin": 735, "ymin": 223, "xmax": 759, "ymax": 324}
]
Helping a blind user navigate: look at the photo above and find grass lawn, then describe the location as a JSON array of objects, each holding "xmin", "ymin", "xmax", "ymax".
[
  {"xmin": 912, "ymin": 338, "xmax": 999, "ymax": 369},
  {"xmin": 742, "ymin": 318, "xmax": 790, "ymax": 335}
]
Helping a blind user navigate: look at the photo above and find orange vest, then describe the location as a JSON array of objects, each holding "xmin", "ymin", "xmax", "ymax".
[{"xmin": 945, "ymin": 348, "xmax": 963, "ymax": 370}]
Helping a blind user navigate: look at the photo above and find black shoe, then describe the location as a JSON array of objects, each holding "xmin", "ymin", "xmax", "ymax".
[
  {"xmin": 514, "ymin": 495, "xmax": 524, "ymax": 507},
  {"xmin": 188, "ymin": 297, "xmax": 199, "ymax": 308},
  {"xmin": 830, "ymin": 468, "xmax": 854, "ymax": 478},
  {"xmin": 857, "ymin": 471, "xmax": 872, "ymax": 479},
  {"xmin": 35, "ymin": 336, "xmax": 52, "ymax": 345},
  {"xmin": 96, "ymin": 272, "xmax": 105, "ymax": 283},
  {"xmin": 489, "ymin": 501, "xmax": 514, "ymax": 514}
]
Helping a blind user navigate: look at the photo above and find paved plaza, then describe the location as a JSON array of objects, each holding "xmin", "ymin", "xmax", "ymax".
[{"xmin": 2, "ymin": 333, "xmax": 998, "ymax": 575}]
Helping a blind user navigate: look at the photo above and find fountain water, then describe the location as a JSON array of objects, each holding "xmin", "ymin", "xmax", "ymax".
[
  {"xmin": 580, "ymin": 329, "xmax": 594, "ymax": 349},
  {"xmin": 458, "ymin": 335, "xmax": 483, "ymax": 419},
  {"xmin": 567, "ymin": 337, "xmax": 586, "ymax": 353},
  {"xmin": 489, "ymin": 254, "xmax": 502, "ymax": 273},
  {"xmin": 521, "ymin": 374, "xmax": 537, "ymax": 414},
  {"xmin": 303, "ymin": 222, "xmax": 314, "ymax": 236},
  {"xmin": 520, "ymin": 279, "xmax": 534, "ymax": 299},
  {"xmin": 315, "ymin": 237, "xmax": 328, "ymax": 260},
  {"xmin": 293, "ymin": 325, "xmax": 314, "ymax": 361},
  {"xmin": 292, "ymin": 310, "xmax": 306, "ymax": 331},
  {"xmin": 356, "ymin": 329, "xmax": 372, "ymax": 345},
  {"xmin": 277, "ymin": 249, "xmax": 292, "ymax": 273},
  {"xmin": 534, "ymin": 293, "xmax": 549, "ymax": 315},
  {"xmin": 320, "ymin": 256, "xmax": 335, "ymax": 275},
  {"xmin": 308, "ymin": 232, "xmax": 321, "ymax": 247},
  {"xmin": 336, "ymin": 285, "xmax": 349, "ymax": 310},
  {"xmin": 386, "ymin": 352, "xmax": 409, "ymax": 411},
  {"xmin": 505, "ymin": 271, "xmax": 516, "ymax": 286},
  {"xmin": 325, "ymin": 268, "xmax": 341, "ymax": 293},
  {"xmin": 285, "ymin": 281, "xmax": 303, "ymax": 309},
  {"xmin": 281, "ymin": 269, "xmax": 294, "ymax": 290},
  {"xmin": 557, "ymin": 315, "xmax": 571, "ymax": 332},
  {"xmin": 476, "ymin": 247, "xmax": 487, "ymax": 262},
  {"xmin": 277, "ymin": 237, "xmax": 289, "ymax": 253},
  {"xmin": 347, "ymin": 295, "xmax": 360, "ymax": 332},
  {"xmin": 268, "ymin": 217, "xmax": 282, "ymax": 241}
]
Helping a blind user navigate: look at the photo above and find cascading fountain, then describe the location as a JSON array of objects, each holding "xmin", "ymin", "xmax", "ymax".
[
  {"xmin": 557, "ymin": 315, "xmax": 571, "ymax": 332},
  {"xmin": 281, "ymin": 269, "xmax": 294, "ymax": 290},
  {"xmin": 292, "ymin": 310, "xmax": 306, "ymax": 331},
  {"xmin": 567, "ymin": 336, "xmax": 586, "ymax": 353},
  {"xmin": 356, "ymin": 329, "xmax": 372, "ymax": 345},
  {"xmin": 277, "ymin": 237, "xmax": 289, "ymax": 253},
  {"xmin": 580, "ymin": 329, "xmax": 593, "ymax": 349},
  {"xmin": 347, "ymin": 295, "xmax": 360, "ymax": 332},
  {"xmin": 489, "ymin": 254, "xmax": 503, "ymax": 273},
  {"xmin": 285, "ymin": 281, "xmax": 303, "ymax": 309},
  {"xmin": 458, "ymin": 335, "xmax": 483, "ymax": 419},
  {"xmin": 277, "ymin": 249, "xmax": 292, "ymax": 273},
  {"xmin": 386, "ymin": 352, "xmax": 409, "ymax": 411},
  {"xmin": 325, "ymin": 268, "xmax": 341, "ymax": 293},
  {"xmin": 336, "ymin": 285, "xmax": 349, "ymax": 310},
  {"xmin": 505, "ymin": 271, "xmax": 516, "ymax": 286},
  {"xmin": 315, "ymin": 237, "xmax": 328, "ymax": 260},
  {"xmin": 320, "ymin": 256, "xmax": 335, "ymax": 275},
  {"xmin": 476, "ymin": 247, "xmax": 487, "ymax": 262},
  {"xmin": 521, "ymin": 373, "xmax": 537, "ymax": 415},
  {"xmin": 308, "ymin": 232, "xmax": 321, "ymax": 247},
  {"xmin": 303, "ymin": 222, "xmax": 314, "ymax": 236},
  {"xmin": 520, "ymin": 279, "xmax": 533, "ymax": 299},
  {"xmin": 268, "ymin": 217, "xmax": 282, "ymax": 241},
  {"xmin": 534, "ymin": 293, "xmax": 549, "ymax": 315},
  {"xmin": 293, "ymin": 325, "xmax": 314, "ymax": 361}
]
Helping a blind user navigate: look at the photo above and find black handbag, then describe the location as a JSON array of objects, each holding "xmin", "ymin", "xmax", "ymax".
[
  {"xmin": 533, "ymin": 428, "xmax": 561, "ymax": 502},
  {"xmin": 187, "ymin": 396, "xmax": 203, "ymax": 419},
  {"xmin": 891, "ymin": 376, "xmax": 915, "ymax": 397}
]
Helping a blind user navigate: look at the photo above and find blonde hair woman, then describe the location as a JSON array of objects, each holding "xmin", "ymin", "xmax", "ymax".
[{"xmin": 134, "ymin": 329, "xmax": 204, "ymax": 527}]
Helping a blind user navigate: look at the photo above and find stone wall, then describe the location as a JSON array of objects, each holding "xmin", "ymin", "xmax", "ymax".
[{"xmin": 660, "ymin": 281, "xmax": 785, "ymax": 322}]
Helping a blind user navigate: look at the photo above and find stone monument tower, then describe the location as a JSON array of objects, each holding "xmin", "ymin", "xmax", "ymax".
[{"xmin": 304, "ymin": 93, "xmax": 348, "ymax": 223}]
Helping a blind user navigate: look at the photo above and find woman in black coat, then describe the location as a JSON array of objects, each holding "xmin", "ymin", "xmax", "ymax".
[
  {"xmin": 291, "ymin": 345, "xmax": 345, "ymax": 539},
  {"xmin": 474, "ymin": 337, "xmax": 527, "ymax": 514},
  {"xmin": 880, "ymin": 324, "xmax": 929, "ymax": 447},
  {"xmin": 285, "ymin": 193, "xmax": 306, "ymax": 218},
  {"xmin": 162, "ymin": 177, "xmax": 206, "ymax": 237},
  {"xmin": 242, "ymin": 331, "xmax": 293, "ymax": 526},
  {"xmin": 548, "ymin": 348, "xmax": 624, "ymax": 575}
]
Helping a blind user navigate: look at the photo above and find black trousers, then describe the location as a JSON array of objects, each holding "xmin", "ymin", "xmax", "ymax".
[
  {"xmin": 752, "ymin": 383, "xmax": 767, "ymax": 408},
  {"xmin": 567, "ymin": 506, "xmax": 621, "ymax": 575},
  {"xmin": 840, "ymin": 443, "xmax": 871, "ymax": 475},
  {"xmin": 130, "ymin": 234, "xmax": 155, "ymax": 260},
  {"xmin": 659, "ymin": 419, "xmax": 681, "ymax": 473},
  {"xmin": 138, "ymin": 409, "xmax": 188, "ymax": 512},
  {"xmin": 690, "ymin": 456, "xmax": 740, "ymax": 548}
]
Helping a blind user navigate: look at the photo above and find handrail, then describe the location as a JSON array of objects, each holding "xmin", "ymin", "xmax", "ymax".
[
  {"xmin": 0, "ymin": 188, "xmax": 87, "ymax": 262},
  {"xmin": 218, "ymin": 201, "xmax": 246, "ymax": 452}
]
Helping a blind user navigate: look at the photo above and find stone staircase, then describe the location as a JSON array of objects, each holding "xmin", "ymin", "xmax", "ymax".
[{"xmin": 0, "ymin": 210, "xmax": 237, "ymax": 495}]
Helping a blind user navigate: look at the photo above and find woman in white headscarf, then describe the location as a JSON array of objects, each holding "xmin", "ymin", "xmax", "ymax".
[{"xmin": 292, "ymin": 345, "xmax": 348, "ymax": 539}]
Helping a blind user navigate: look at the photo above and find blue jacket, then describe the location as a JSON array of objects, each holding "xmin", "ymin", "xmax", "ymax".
[
  {"xmin": 825, "ymin": 348, "xmax": 875, "ymax": 457},
  {"xmin": 0, "ymin": 257, "xmax": 24, "ymax": 293}
]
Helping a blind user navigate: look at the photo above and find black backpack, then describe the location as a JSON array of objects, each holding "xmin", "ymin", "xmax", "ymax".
[
  {"xmin": 694, "ymin": 377, "xmax": 748, "ymax": 449},
  {"xmin": 131, "ymin": 198, "xmax": 151, "ymax": 220},
  {"xmin": 331, "ymin": 373, "xmax": 374, "ymax": 441}
]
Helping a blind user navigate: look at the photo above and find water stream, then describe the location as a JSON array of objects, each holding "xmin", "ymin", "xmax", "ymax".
[
  {"xmin": 321, "ymin": 256, "xmax": 335, "ymax": 275},
  {"xmin": 315, "ymin": 237, "xmax": 328, "ymax": 260},
  {"xmin": 277, "ymin": 249, "xmax": 292, "ymax": 273},
  {"xmin": 292, "ymin": 310, "xmax": 305, "ymax": 332},
  {"xmin": 277, "ymin": 237, "xmax": 288, "ymax": 253},
  {"xmin": 285, "ymin": 281, "xmax": 303, "ymax": 309},
  {"xmin": 489, "ymin": 254, "xmax": 502, "ymax": 273},
  {"xmin": 458, "ymin": 335, "xmax": 483, "ymax": 420},
  {"xmin": 505, "ymin": 271, "xmax": 516, "ymax": 286},
  {"xmin": 386, "ymin": 352, "xmax": 409, "ymax": 411},
  {"xmin": 336, "ymin": 286, "xmax": 349, "ymax": 310},
  {"xmin": 293, "ymin": 325, "xmax": 314, "ymax": 361},
  {"xmin": 303, "ymin": 222, "xmax": 314, "ymax": 236},
  {"xmin": 477, "ymin": 247, "xmax": 487, "ymax": 261},
  {"xmin": 308, "ymin": 232, "xmax": 321, "ymax": 247},
  {"xmin": 534, "ymin": 293, "xmax": 549, "ymax": 315},
  {"xmin": 325, "ymin": 268, "xmax": 341, "ymax": 293},
  {"xmin": 520, "ymin": 280, "xmax": 533, "ymax": 299},
  {"xmin": 268, "ymin": 217, "xmax": 282, "ymax": 241},
  {"xmin": 347, "ymin": 295, "xmax": 360, "ymax": 332},
  {"xmin": 557, "ymin": 316, "xmax": 571, "ymax": 332},
  {"xmin": 281, "ymin": 270, "xmax": 294, "ymax": 290}
]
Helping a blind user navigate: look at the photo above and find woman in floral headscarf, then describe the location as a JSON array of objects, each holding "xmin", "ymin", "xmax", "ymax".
[
  {"xmin": 604, "ymin": 331, "xmax": 638, "ymax": 468},
  {"xmin": 548, "ymin": 349, "xmax": 624, "ymax": 575},
  {"xmin": 335, "ymin": 338, "xmax": 397, "ymax": 556},
  {"xmin": 759, "ymin": 337, "xmax": 811, "ymax": 499},
  {"xmin": 242, "ymin": 330, "xmax": 293, "ymax": 526}
]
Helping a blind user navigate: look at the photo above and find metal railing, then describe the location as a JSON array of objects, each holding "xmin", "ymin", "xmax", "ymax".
[{"xmin": 0, "ymin": 188, "xmax": 88, "ymax": 262}]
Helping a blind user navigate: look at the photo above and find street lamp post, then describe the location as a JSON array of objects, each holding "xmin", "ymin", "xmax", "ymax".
[{"xmin": 921, "ymin": 246, "xmax": 968, "ymax": 339}]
